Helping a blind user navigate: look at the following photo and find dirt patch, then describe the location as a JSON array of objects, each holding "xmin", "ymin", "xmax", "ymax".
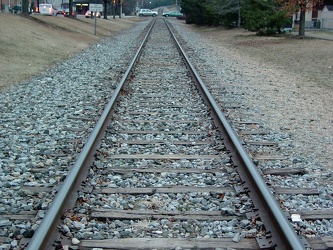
[
  {"xmin": 234, "ymin": 39, "xmax": 286, "ymax": 47},
  {"xmin": 190, "ymin": 28, "xmax": 333, "ymax": 88}
]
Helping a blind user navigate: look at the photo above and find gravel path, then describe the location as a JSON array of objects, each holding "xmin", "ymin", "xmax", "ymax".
[
  {"xmin": 0, "ymin": 17, "xmax": 332, "ymax": 249},
  {"xmin": 169, "ymin": 19, "xmax": 332, "ymax": 182},
  {"xmin": 168, "ymin": 18, "xmax": 333, "ymax": 238}
]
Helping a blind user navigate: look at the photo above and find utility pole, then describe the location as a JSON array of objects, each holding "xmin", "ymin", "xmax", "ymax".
[
  {"xmin": 237, "ymin": 1, "xmax": 241, "ymax": 28},
  {"xmin": 69, "ymin": 0, "xmax": 73, "ymax": 17},
  {"xmin": 113, "ymin": 0, "xmax": 115, "ymax": 19},
  {"xmin": 118, "ymin": 0, "xmax": 121, "ymax": 18}
]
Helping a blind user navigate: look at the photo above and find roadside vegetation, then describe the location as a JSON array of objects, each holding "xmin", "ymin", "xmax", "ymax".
[
  {"xmin": 14, "ymin": 0, "xmax": 328, "ymax": 36},
  {"xmin": 180, "ymin": 0, "xmax": 325, "ymax": 36}
]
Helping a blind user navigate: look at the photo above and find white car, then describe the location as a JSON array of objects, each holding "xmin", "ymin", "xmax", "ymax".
[
  {"xmin": 85, "ymin": 10, "xmax": 101, "ymax": 18},
  {"xmin": 39, "ymin": 4, "xmax": 57, "ymax": 16},
  {"xmin": 138, "ymin": 9, "xmax": 158, "ymax": 17}
]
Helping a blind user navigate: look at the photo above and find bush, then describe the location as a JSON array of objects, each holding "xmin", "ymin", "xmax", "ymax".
[{"xmin": 242, "ymin": 0, "xmax": 289, "ymax": 35}]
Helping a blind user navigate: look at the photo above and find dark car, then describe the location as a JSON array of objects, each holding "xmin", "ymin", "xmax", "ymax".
[
  {"xmin": 162, "ymin": 11, "xmax": 184, "ymax": 17},
  {"xmin": 57, "ymin": 8, "xmax": 65, "ymax": 15},
  {"xmin": 9, "ymin": 5, "xmax": 21, "ymax": 13},
  {"xmin": 63, "ymin": 8, "xmax": 77, "ymax": 17}
]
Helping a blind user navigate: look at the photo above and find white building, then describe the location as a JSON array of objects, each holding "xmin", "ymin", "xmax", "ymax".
[{"xmin": 321, "ymin": 5, "xmax": 333, "ymax": 29}]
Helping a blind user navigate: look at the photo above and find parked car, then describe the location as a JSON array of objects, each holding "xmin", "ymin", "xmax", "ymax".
[
  {"xmin": 9, "ymin": 5, "xmax": 21, "ymax": 13},
  {"xmin": 39, "ymin": 4, "xmax": 57, "ymax": 16},
  {"xmin": 85, "ymin": 10, "xmax": 101, "ymax": 18},
  {"xmin": 162, "ymin": 11, "xmax": 184, "ymax": 17},
  {"xmin": 138, "ymin": 9, "xmax": 158, "ymax": 17},
  {"xmin": 56, "ymin": 8, "xmax": 65, "ymax": 15},
  {"xmin": 63, "ymin": 8, "xmax": 77, "ymax": 17}
]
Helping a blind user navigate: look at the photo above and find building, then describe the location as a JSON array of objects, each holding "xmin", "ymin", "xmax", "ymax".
[
  {"xmin": 1, "ymin": 0, "xmax": 27, "ymax": 12},
  {"xmin": 321, "ymin": 5, "xmax": 333, "ymax": 29},
  {"xmin": 0, "ymin": 0, "xmax": 103, "ymax": 14},
  {"xmin": 291, "ymin": 2, "xmax": 333, "ymax": 30}
]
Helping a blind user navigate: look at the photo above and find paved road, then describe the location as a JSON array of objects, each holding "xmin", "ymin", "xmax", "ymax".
[{"xmin": 292, "ymin": 30, "xmax": 333, "ymax": 40}]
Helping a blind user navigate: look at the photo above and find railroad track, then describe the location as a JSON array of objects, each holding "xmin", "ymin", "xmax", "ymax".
[
  {"xmin": 22, "ymin": 17, "xmax": 301, "ymax": 250},
  {"xmin": 3, "ymin": 17, "xmax": 332, "ymax": 250}
]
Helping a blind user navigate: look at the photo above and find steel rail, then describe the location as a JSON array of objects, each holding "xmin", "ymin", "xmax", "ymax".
[
  {"xmin": 26, "ymin": 19, "xmax": 157, "ymax": 250},
  {"xmin": 164, "ymin": 19, "xmax": 305, "ymax": 250}
]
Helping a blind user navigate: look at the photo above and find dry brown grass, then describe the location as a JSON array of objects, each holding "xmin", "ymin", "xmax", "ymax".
[
  {"xmin": 1, "ymin": 14, "xmax": 332, "ymax": 92},
  {"xmin": 0, "ymin": 13, "xmax": 142, "ymax": 91},
  {"xmin": 187, "ymin": 27, "xmax": 333, "ymax": 88}
]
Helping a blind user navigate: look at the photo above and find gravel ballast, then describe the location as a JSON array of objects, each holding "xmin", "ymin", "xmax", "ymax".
[
  {"xmin": 168, "ymin": 19, "xmax": 333, "ymax": 238},
  {"xmin": 0, "ymin": 17, "xmax": 332, "ymax": 249}
]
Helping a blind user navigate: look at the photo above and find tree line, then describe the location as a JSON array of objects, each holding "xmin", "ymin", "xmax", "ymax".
[
  {"xmin": 17, "ymin": 0, "xmax": 323, "ymax": 36},
  {"xmin": 180, "ymin": 0, "xmax": 324, "ymax": 36}
]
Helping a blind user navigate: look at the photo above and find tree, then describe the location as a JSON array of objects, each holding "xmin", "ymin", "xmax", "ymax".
[
  {"xmin": 21, "ymin": 0, "xmax": 30, "ymax": 15},
  {"xmin": 180, "ymin": 0, "xmax": 206, "ymax": 24},
  {"xmin": 278, "ymin": 0, "xmax": 323, "ymax": 36},
  {"xmin": 199, "ymin": 0, "xmax": 241, "ymax": 27},
  {"xmin": 181, "ymin": 0, "xmax": 231, "ymax": 25},
  {"xmin": 30, "ymin": 1, "xmax": 35, "ymax": 12},
  {"xmin": 103, "ymin": 0, "xmax": 108, "ymax": 19},
  {"xmin": 122, "ymin": 0, "xmax": 137, "ymax": 15},
  {"xmin": 242, "ymin": 0, "xmax": 290, "ymax": 35},
  {"xmin": 213, "ymin": 0, "xmax": 243, "ymax": 27}
]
